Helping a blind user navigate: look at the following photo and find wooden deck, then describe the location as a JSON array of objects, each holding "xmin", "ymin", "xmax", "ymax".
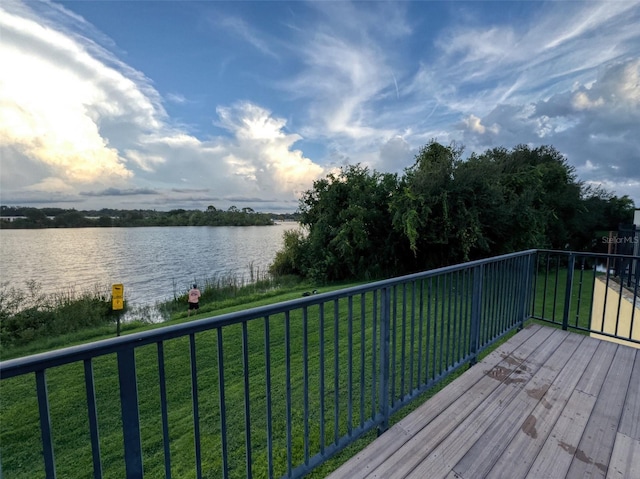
[{"xmin": 327, "ymin": 324, "xmax": 640, "ymax": 479}]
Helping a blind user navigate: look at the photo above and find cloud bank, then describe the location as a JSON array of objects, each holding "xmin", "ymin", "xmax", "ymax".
[{"xmin": 1, "ymin": 0, "xmax": 639, "ymax": 211}]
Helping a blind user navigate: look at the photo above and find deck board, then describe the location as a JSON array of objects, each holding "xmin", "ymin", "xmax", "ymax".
[
  {"xmin": 482, "ymin": 334, "xmax": 599, "ymax": 479},
  {"xmin": 618, "ymin": 352, "xmax": 640, "ymax": 441},
  {"xmin": 326, "ymin": 324, "xmax": 639, "ymax": 479},
  {"xmin": 566, "ymin": 345, "xmax": 636, "ymax": 479},
  {"xmin": 368, "ymin": 326, "xmax": 560, "ymax": 479}
]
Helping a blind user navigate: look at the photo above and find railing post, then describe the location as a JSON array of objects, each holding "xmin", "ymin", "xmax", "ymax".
[
  {"xmin": 562, "ymin": 253, "xmax": 576, "ymax": 331},
  {"xmin": 117, "ymin": 347, "xmax": 143, "ymax": 478},
  {"xmin": 377, "ymin": 286, "xmax": 391, "ymax": 435},
  {"xmin": 469, "ymin": 265, "xmax": 484, "ymax": 366}
]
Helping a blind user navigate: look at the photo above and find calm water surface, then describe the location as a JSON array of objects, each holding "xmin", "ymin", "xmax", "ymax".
[{"xmin": 0, "ymin": 223, "xmax": 300, "ymax": 307}]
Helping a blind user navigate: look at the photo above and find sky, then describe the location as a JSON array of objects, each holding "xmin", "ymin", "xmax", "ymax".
[{"xmin": 1, "ymin": 0, "xmax": 639, "ymax": 213}]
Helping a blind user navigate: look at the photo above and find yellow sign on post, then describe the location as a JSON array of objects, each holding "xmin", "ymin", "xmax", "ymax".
[{"xmin": 112, "ymin": 284, "xmax": 124, "ymax": 310}]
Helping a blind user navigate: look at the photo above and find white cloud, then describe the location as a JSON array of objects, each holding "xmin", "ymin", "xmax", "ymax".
[
  {"xmin": 0, "ymin": 7, "xmax": 135, "ymax": 187},
  {"xmin": 572, "ymin": 92, "xmax": 604, "ymax": 111},
  {"xmin": 217, "ymin": 16, "xmax": 278, "ymax": 58},
  {"xmin": 25, "ymin": 176, "xmax": 74, "ymax": 193},
  {"xmin": 214, "ymin": 102, "xmax": 325, "ymax": 196},
  {"xmin": 461, "ymin": 115, "xmax": 499, "ymax": 135},
  {"xmin": 1, "ymin": 0, "xmax": 639, "ymax": 211},
  {"xmin": 457, "ymin": 58, "xmax": 640, "ymax": 199},
  {"xmin": 0, "ymin": 1, "xmax": 326, "ymax": 211},
  {"xmin": 379, "ymin": 136, "xmax": 413, "ymax": 173}
]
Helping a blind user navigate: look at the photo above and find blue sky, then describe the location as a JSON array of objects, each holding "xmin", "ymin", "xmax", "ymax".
[{"xmin": 1, "ymin": 0, "xmax": 639, "ymax": 213}]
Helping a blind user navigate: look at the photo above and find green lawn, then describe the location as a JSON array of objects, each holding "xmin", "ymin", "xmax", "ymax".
[
  {"xmin": 530, "ymin": 260, "xmax": 604, "ymax": 332},
  {"xmin": 1, "ymin": 269, "xmax": 530, "ymax": 479}
]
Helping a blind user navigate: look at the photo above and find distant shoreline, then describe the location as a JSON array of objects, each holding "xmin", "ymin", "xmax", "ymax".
[{"xmin": 0, "ymin": 206, "xmax": 300, "ymax": 229}]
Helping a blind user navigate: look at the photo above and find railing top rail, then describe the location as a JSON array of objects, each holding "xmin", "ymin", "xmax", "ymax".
[
  {"xmin": 536, "ymin": 249, "xmax": 640, "ymax": 259},
  {"xmin": 0, "ymin": 249, "xmax": 538, "ymax": 379}
]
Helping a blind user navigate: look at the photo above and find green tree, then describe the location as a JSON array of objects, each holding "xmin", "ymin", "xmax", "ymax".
[
  {"xmin": 390, "ymin": 141, "xmax": 467, "ymax": 268},
  {"xmin": 297, "ymin": 164, "xmax": 400, "ymax": 281},
  {"xmin": 52, "ymin": 210, "xmax": 92, "ymax": 228}
]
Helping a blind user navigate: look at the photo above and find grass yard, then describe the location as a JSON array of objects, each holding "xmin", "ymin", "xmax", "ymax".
[
  {"xmin": 530, "ymin": 257, "xmax": 606, "ymax": 331},
  {"xmin": 1, "ymin": 266, "xmax": 531, "ymax": 479}
]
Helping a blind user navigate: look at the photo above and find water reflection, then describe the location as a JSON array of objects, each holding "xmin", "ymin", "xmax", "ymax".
[{"xmin": 0, "ymin": 223, "xmax": 300, "ymax": 307}]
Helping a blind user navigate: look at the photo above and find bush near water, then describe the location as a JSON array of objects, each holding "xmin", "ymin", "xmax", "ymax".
[
  {"xmin": 0, "ymin": 273, "xmax": 309, "ymax": 358},
  {"xmin": 0, "ymin": 281, "xmax": 118, "ymax": 348}
]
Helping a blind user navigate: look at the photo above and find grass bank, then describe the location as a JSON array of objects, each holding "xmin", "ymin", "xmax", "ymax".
[
  {"xmin": 0, "ymin": 278, "xmax": 381, "ymax": 479},
  {"xmin": 1, "ymin": 274, "xmax": 484, "ymax": 479},
  {"xmin": 1, "ymin": 267, "xmax": 548, "ymax": 478},
  {"xmin": 0, "ymin": 275, "xmax": 333, "ymax": 360}
]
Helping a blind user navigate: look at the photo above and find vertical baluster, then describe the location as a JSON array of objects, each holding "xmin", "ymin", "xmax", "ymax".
[
  {"xmin": 241, "ymin": 322, "xmax": 253, "ymax": 479},
  {"xmin": 347, "ymin": 296, "xmax": 353, "ymax": 437},
  {"xmin": 587, "ymin": 255, "xmax": 598, "ymax": 330},
  {"xmin": 83, "ymin": 359, "xmax": 102, "ymax": 479},
  {"xmin": 409, "ymin": 281, "xmax": 416, "ymax": 395},
  {"xmin": 501, "ymin": 260, "xmax": 509, "ymax": 333},
  {"xmin": 416, "ymin": 279, "xmax": 424, "ymax": 389},
  {"xmin": 156, "ymin": 342, "xmax": 171, "ymax": 479},
  {"xmin": 359, "ymin": 294, "xmax": 366, "ymax": 428},
  {"xmin": 188, "ymin": 334, "xmax": 202, "ymax": 479},
  {"xmin": 531, "ymin": 253, "xmax": 539, "ymax": 318},
  {"xmin": 542, "ymin": 253, "xmax": 550, "ymax": 320},
  {"xmin": 525, "ymin": 253, "xmax": 537, "ymax": 326},
  {"xmin": 378, "ymin": 286, "xmax": 391, "ymax": 434},
  {"xmin": 426, "ymin": 278, "xmax": 433, "ymax": 382},
  {"xmin": 390, "ymin": 286, "xmax": 397, "ymax": 408},
  {"xmin": 574, "ymin": 257, "xmax": 586, "ymax": 328},
  {"xmin": 439, "ymin": 275, "xmax": 445, "ymax": 376},
  {"xmin": 562, "ymin": 254, "xmax": 576, "ymax": 331},
  {"xmin": 264, "ymin": 316, "xmax": 273, "ymax": 478},
  {"xmin": 470, "ymin": 265, "xmax": 484, "ymax": 366},
  {"xmin": 445, "ymin": 273, "xmax": 452, "ymax": 369},
  {"xmin": 490, "ymin": 262, "xmax": 499, "ymax": 338},
  {"xmin": 285, "ymin": 311, "xmax": 292, "ymax": 476},
  {"xmin": 318, "ymin": 303, "xmax": 325, "ymax": 454},
  {"xmin": 371, "ymin": 290, "xmax": 378, "ymax": 420},
  {"xmin": 463, "ymin": 269, "xmax": 471, "ymax": 358},
  {"xmin": 552, "ymin": 255, "xmax": 561, "ymax": 323},
  {"xmin": 629, "ymin": 258, "xmax": 639, "ymax": 339},
  {"xmin": 433, "ymin": 276, "xmax": 440, "ymax": 377},
  {"xmin": 36, "ymin": 370, "xmax": 56, "ymax": 479},
  {"xmin": 501, "ymin": 260, "xmax": 510, "ymax": 333},
  {"xmin": 615, "ymin": 268, "xmax": 626, "ymax": 337},
  {"xmin": 302, "ymin": 307, "xmax": 309, "ymax": 466},
  {"xmin": 451, "ymin": 271, "xmax": 459, "ymax": 364},
  {"xmin": 400, "ymin": 284, "xmax": 407, "ymax": 401},
  {"xmin": 333, "ymin": 300, "xmax": 340, "ymax": 445},
  {"xmin": 217, "ymin": 329, "xmax": 229, "ymax": 479}
]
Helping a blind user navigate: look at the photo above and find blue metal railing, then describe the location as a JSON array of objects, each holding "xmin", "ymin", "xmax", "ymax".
[
  {"xmin": 531, "ymin": 250, "xmax": 639, "ymax": 346},
  {"xmin": 1, "ymin": 250, "xmax": 537, "ymax": 478}
]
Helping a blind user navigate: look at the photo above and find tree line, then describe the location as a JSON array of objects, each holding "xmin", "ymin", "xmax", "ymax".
[
  {"xmin": 270, "ymin": 141, "xmax": 635, "ymax": 282},
  {"xmin": 0, "ymin": 205, "xmax": 300, "ymax": 228}
]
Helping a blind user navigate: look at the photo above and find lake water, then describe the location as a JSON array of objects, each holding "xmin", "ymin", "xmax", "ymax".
[{"xmin": 0, "ymin": 223, "xmax": 301, "ymax": 308}]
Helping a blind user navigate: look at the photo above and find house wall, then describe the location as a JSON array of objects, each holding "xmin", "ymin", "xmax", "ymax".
[{"xmin": 591, "ymin": 276, "xmax": 640, "ymax": 349}]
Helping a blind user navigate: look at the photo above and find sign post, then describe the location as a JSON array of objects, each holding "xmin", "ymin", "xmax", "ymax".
[{"xmin": 112, "ymin": 284, "xmax": 124, "ymax": 336}]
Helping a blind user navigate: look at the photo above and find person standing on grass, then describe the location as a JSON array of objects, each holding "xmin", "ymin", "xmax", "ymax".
[{"xmin": 188, "ymin": 284, "xmax": 201, "ymax": 316}]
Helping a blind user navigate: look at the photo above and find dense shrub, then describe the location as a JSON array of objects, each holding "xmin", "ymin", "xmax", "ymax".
[{"xmin": 0, "ymin": 281, "xmax": 118, "ymax": 347}]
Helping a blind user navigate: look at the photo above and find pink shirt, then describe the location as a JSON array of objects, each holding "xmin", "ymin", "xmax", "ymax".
[{"xmin": 188, "ymin": 288, "xmax": 201, "ymax": 303}]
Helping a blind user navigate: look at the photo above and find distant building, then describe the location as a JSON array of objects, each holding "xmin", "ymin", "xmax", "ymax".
[{"xmin": 0, "ymin": 216, "xmax": 55, "ymax": 222}]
